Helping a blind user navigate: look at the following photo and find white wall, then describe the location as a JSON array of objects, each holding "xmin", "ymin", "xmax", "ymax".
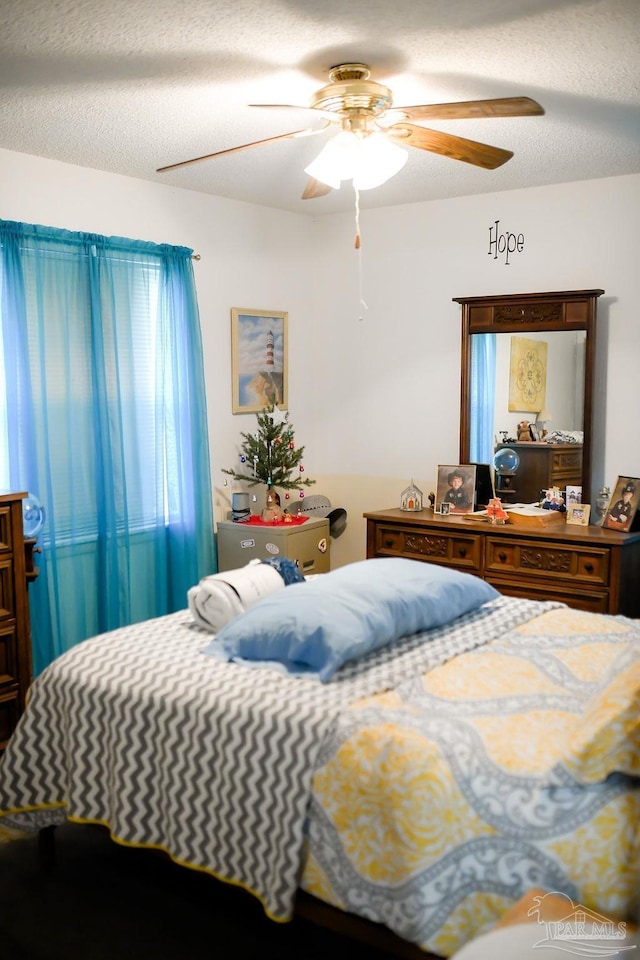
[
  {"xmin": 0, "ymin": 146, "xmax": 316, "ymax": 529},
  {"xmin": 1, "ymin": 147, "xmax": 638, "ymax": 569},
  {"xmin": 308, "ymin": 175, "xmax": 639, "ymax": 563}
]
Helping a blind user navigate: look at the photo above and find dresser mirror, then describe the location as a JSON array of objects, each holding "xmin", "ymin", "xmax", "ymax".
[{"xmin": 455, "ymin": 289, "xmax": 604, "ymax": 504}]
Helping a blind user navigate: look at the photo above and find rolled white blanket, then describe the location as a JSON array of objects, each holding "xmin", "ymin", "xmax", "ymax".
[{"xmin": 188, "ymin": 559, "xmax": 285, "ymax": 633}]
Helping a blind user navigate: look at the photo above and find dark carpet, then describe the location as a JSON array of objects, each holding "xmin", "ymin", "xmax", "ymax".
[{"xmin": 0, "ymin": 822, "xmax": 424, "ymax": 960}]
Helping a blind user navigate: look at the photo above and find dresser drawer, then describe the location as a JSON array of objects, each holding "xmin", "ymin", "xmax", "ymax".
[
  {"xmin": 0, "ymin": 506, "xmax": 13, "ymax": 553},
  {"xmin": 0, "ymin": 687, "xmax": 20, "ymax": 752},
  {"xmin": 550, "ymin": 447, "xmax": 582, "ymax": 484},
  {"xmin": 0, "ymin": 622, "xmax": 18, "ymax": 686},
  {"xmin": 0, "ymin": 558, "xmax": 15, "ymax": 619},
  {"xmin": 485, "ymin": 536, "xmax": 609, "ymax": 587},
  {"xmin": 486, "ymin": 576, "xmax": 609, "ymax": 613},
  {"xmin": 373, "ymin": 523, "xmax": 482, "ymax": 572}
]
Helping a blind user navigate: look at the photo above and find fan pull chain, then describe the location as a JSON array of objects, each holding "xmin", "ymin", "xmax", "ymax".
[{"xmin": 354, "ymin": 187, "xmax": 368, "ymax": 321}]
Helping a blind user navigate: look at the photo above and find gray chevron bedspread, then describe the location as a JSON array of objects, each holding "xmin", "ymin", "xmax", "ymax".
[{"xmin": 0, "ymin": 596, "xmax": 551, "ymax": 921}]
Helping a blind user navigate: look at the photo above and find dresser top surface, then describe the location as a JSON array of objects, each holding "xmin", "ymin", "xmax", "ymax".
[
  {"xmin": 364, "ymin": 507, "xmax": 640, "ymax": 546},
  {"xmin": 495, "ymin": 442, "xmax": 582, "ymax": 450},
  {"xmin": 0, "ymin": 491, "xmax": 27, "ymax": 503}
]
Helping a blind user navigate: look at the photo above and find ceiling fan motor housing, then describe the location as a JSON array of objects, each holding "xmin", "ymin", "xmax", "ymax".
[{"xmin": 310, "ymin": 63, "xmax": 393, "ymax": 117}]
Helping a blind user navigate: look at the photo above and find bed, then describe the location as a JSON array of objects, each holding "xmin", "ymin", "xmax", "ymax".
[{"xmin": 1, "ymin": 557, "xmax": 639, "ymax": 958}]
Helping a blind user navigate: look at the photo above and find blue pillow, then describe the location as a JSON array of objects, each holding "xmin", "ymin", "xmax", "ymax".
[{"xmin": 202, "ymin": 557, "xmax": 498, "ymax": 682}]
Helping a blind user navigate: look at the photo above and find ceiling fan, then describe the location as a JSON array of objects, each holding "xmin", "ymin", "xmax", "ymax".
[{"xmin": 157, "ymin": 63, "xmax": 544, "ymax": 198}]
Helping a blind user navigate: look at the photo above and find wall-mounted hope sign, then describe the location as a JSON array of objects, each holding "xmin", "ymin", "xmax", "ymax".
[{"xmin": 488, "ymin": 220, "xmax": 524, "ymax": 265}]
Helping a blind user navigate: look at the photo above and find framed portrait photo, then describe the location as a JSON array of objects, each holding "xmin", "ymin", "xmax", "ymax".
[
  {"xmin": 566, "ymin": 503, "xmax": 590, "ymax": 526},
  {"xmin": 602, "ymin": 476, "xmax": 640, "ymax": 533},
  {"xmin": 565, "ymin": 484, "xmax": 582, "ymax": 505},
  {"xmin": 231, "ymin": 308, "xmax": 288, "ymax": 414},
  {"xmin": 436, "ymin": 464, "xmax": 477, "ymax": 515}
]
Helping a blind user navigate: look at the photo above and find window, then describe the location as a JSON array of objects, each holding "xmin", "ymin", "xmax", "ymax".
[{"xmin": 0, "ymin": 220, "xmax": 215, "ymax": 671}]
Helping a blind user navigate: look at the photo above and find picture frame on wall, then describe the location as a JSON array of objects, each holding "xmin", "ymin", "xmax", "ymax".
[
  {"xmin": 602, "ymin": 476, "xmax": 640, "ymax": 532},
  {"xmin": 436, "ymin": 465, "xmax": 477, "ymax": 515},
  {"xmin": 508, "ymin": 336, "xmax": 548, "ymax": 413},
  {"xmin": 231, "ymin": 308, "xmax": 288, "ymax": 414}
]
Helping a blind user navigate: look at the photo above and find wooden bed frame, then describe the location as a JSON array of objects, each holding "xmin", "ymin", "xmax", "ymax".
[{"xmin": 37, "ymin": 824, "xmax": 439, "ymax": 959}]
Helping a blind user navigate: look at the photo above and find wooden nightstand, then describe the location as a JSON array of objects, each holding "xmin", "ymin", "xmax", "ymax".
[{"xmin": 0, "ymin": 492, "xmax": 32, "ymax": 752}]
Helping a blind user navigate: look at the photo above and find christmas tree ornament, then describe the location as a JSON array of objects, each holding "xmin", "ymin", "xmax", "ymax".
[
  {"xmin": 261, "ymin": 488, "xmax": 284, "ymax": 523},
  {"xmin": 269, "ymin": 404, "xmax": 288, "ymax": 426}
]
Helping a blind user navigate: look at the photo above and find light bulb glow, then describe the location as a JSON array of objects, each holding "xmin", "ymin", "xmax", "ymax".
[
  {"xmin": 304, "ymin": 130, "xmax": 408, "ymax": 190},
  {"xmin": 352, "ymin": 132, "xmax": 408, "ymax": 189}
]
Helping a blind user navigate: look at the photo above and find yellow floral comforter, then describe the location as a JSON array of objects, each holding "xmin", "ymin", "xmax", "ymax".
[{"xmin": 300, "ymin": 606, "xmax": 640, "ymax": 956}]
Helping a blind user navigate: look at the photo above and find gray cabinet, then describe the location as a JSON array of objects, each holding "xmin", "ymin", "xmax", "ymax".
[{"xmin": 217, "ymin": 517, "xmax": 330, "ymax": 575}]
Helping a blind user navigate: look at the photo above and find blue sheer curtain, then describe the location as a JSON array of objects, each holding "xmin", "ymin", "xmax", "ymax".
[
  {"xmin": 0, "ymin": 220, "xmax": 216, "ymax": 674},
  {"xmin": 469, "ymin": 333, "xmax": 497, "ymax": 464}
]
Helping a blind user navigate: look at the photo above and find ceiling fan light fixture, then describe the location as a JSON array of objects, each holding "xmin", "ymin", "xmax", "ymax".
[
  {"xmin": 304, "ymin": 130, "xmax": 354, "ymax": 188},
  {"xmin": 304, "ymin": 130, "xmax": 407, "ymax": 191},
  {"xmin": 352, "ymin": 132, "xmax": 407, "ymax": 189}
]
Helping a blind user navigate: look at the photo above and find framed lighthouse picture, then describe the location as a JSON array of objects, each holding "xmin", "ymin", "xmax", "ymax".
[{"xmin": 231, "ymin": 308, "xmax": 288, "ymax": 414}]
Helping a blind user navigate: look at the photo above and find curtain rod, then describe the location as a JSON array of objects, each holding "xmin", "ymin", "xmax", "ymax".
[{"xmin": 192, "ymin": 253, "xmax": 201, "ymax": 260}]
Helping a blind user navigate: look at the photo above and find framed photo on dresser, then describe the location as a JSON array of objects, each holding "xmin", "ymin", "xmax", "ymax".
[
  {"xmin": 566, "ymin": 503, "xmax": 590, "ymax": 526},
  {"xmin": 602, "ymin": 476, "xmax": 640, "ymax": 533},
  {"xmin": 436, "ymin": 464, "xmax": 476, "ymax": 515}
]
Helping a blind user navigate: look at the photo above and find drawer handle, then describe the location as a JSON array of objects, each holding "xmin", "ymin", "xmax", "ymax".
[
  {"xmin": 384, "ymin": 538, "xmax": 394, "ymax": 548},
  {"xmin": 585, "ymin": 562, "xmax": 594, "ymax": 573},
  {"xmin": 459, "ymin": 547, "xmax": 467, "ymax": 558},
  {"xmin": 498, "ymin": 551, "xmax": 507, "ymax": 563}
]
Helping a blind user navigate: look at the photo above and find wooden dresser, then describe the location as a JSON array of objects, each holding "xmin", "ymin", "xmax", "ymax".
[
  {"xmin": 0, "ymin": 491, "xmax": 32, "ymax": 752},
  {"xmin": 494, "ymin": 441, "xmax": 583, "ymax": 503},
  {"xmin": 365, "ymin": 508, "xmax": 640, "ymax": 617}
]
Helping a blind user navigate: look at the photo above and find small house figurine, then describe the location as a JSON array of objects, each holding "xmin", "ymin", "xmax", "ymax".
[{"xmin": 401, "ymin": 479, "xmax": 424, "ymax": 512}]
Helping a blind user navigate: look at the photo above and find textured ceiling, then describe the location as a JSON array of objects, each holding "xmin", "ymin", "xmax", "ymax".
[{"xmin": 1, "ymin": 0, "xmax": 639, "ymax": 215}]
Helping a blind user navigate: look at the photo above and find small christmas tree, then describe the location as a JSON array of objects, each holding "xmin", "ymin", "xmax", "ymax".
[{"xmin": 223, "ymin": 406, "xmax": 316, "ymax": 493}]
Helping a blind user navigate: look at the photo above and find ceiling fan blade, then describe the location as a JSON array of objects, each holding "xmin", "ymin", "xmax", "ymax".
[
  {"xmin": 249, "ymin": 103, "xmax": 308, "ymax": 110},
  {"xmin": 393, "ymin": 96, "xmax": 544, "ymax": 122},
  {"xmin": 301, "ymin": 177, "xmax": 333, "ymax": 200},
  {"xmin": 250, "ymin": 103, "xmax": 339, "ymax": 122},
  {"xmin": 157, "ymin": 128, "xmax": 316, "ymax": 172},
  {"xmin": 386, "ymin": 123, "xmax": 513, "ymax": 169}
]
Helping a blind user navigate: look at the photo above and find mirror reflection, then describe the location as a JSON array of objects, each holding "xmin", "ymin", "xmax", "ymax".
[
  {"xmin": 469, "ymin": 330, "xmax": 586, "ymax": 463},
  {"xmin": 457, "ymin": 289, "xmax": 601, "ymax": 507}
]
